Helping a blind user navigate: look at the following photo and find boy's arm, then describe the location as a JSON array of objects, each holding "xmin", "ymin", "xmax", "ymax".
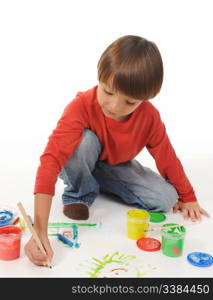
[
  {"xmin": 34, "ymin": 93, "xmax": 88, "ymax": 197},
  {"xmin": 146, "ymin": 110, "xmax": 196, "ymax": 203},
  {"xmin": 24, "ymin": 193, "xmax": 54, "ymax": 266},
  {"xmin": 33, "ymin": 193, "xmax": 52, "ymax": 236},
  {"xmin": 146, "ymin": 109, "xmax": 210, "ymax": 220}
]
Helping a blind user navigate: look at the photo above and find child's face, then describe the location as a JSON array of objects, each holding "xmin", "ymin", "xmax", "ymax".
[{"xmin": 97, "ymin": 82, "xmax": 143, "ymax": 122}]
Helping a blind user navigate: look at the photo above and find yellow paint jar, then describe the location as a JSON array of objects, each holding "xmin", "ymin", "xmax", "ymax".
[{"xmin": 127, "ymin": 209, "xmax": 150, "ymax": 240}]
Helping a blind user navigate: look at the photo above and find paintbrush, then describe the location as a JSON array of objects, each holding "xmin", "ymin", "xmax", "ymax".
[
  {"xmin": 144, "ymin": 222, "xmax": 198, "ymax": 232},
  {"xmin": 17, "ymin": 202, "xmax": 52, "ymax": 268}
]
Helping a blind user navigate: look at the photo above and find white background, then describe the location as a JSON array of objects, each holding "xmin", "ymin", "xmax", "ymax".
[
  {"xmin": 0, "ymin": 0, "xmax": 213, "ymax": 277},
  {"xmin": 0, "ymin": 0, "xmax": 212, "ymax": 204},
  {"xmin": 1, "ymin": 0, "xmax": 213, "ymax": 152}
]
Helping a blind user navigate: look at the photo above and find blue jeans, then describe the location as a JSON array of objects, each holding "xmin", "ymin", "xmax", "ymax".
[{"xmin": 59, "ymin": 129, "xmax": 178, "ymax": 212}]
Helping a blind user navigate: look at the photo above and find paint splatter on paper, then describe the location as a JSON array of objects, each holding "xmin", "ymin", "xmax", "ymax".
[{"xmin": 77, "ymin": 251, "xmax": 156, "ymax": 278}]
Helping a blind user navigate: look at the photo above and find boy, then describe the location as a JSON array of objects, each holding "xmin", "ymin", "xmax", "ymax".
[{"xmin": 25, "ymin": 35, "xmax": 209, "ymax": 266}]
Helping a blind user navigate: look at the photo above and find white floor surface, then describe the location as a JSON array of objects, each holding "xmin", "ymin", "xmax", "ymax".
[{"xmin": 0, "ymin": 156, "xmax": 213, "ymax": 278}]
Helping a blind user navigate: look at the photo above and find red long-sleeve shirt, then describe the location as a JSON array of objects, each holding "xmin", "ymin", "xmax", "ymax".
[{"xmin": 34, "ymin": 85, "xmax": 197, "ymax": 203}]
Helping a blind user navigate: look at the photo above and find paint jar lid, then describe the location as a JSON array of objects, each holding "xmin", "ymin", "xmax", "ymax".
[
  {"xmin": 137, "ymin": 237, "xmax": 161, "ymax": 252},
  {"xmin": 187, "ymin": 252, "xmax": 213, "ymax": 267},
  {"xmin": 0, "ymin": 211, "xmax": 13, "ymax": 227},
  {"xmin": 127, "ymin": 209, "xmax": 150, "ymax": 220},
  {"xmin": 149, "ymin": 212, "xmax": 166, "ymax": 223}
]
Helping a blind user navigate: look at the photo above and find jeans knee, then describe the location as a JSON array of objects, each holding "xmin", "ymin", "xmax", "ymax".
[
  {"xmin": 61, "ymin": 129, "xmax": 102, "ymax": 175},
  {"xmin": 160, "ymin": 184, "xmax": 178, "ymax": 212},
  {"xmin": 78, "ymin": 129, "xmax": 102, "ymax": 156}
]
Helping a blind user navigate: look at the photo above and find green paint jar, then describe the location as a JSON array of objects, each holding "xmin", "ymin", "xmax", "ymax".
[{"xmin": 161, "ymin": 223, "xmax": 186, "ymax": 257}]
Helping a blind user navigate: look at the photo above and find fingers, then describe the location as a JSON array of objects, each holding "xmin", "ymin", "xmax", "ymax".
[
  {"xmin": 173, "ymin": 202, "xmax": 199, "ymax": 220},
  {"xmin": 183, "ymin": 208, "xmax": 207, "ymax": 222},
  {"xmin": 25, "ymin": 246, "xmax": 47, "ymax": 266},
  {"xmin": 24, "ymin": 237, "xmax": 53, "ymax": 267},
  {"xmin": 25, "ymin": 245, "xmax": 47, "ymax": 266},
  {"xmin": 183, "ymin": 208, "xmax": 201, "ymax": 222},
  {"xmin": 189, "ymin": 209, "xmax": 199, "ymax": 222},
  {"xmin": 173, "ymin": 203, "xmax": 180, "ymax": 213},
  {"xmin": 44, "ymin": 243, "xmax": 54, "ymax": 261},
  {"xmin": 200, "ymin": 208, "xmax": 210, "ymax": 218},
  {"xmin": 188, "ymin": 207, "xmax": 210, "ymax": 222},
  {"xmin": 28, "ymin": 254, "xmax": 47, "ymax": 266},
  {"xmin": 182, "ymin": 208, "xmax": 189, "ymax": 220},
  {"xmin": 31, "ymin": 239, "xmax": 48, "ymax": 259},
  {"xmin": 194, "ymin": 209, "xmax": 202, "ymax": 222}
]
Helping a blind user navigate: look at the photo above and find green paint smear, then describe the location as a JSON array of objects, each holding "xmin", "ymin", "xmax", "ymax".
[
  {"xmin": 48, "ymin": 222, "xmax": 97, "ymax": 228},
  {"xmin": 79, "ymin": 251, "xmax": 155, "ymax": 278}
]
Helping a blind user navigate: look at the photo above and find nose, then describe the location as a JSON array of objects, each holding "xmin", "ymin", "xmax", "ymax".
[{"xmin": 108, "ymin": 101, "xmax": 122, "ymax": 113}]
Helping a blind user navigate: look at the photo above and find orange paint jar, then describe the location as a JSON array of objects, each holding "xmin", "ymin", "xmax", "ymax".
[{"xmin": 0, "ymin": 226, "xmax": 22, "ymax": 260}]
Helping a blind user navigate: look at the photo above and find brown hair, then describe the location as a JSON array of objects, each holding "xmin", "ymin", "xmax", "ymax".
[{"xmin": 97, "ymin": 35, "xmax": 163, "ymax": 100}]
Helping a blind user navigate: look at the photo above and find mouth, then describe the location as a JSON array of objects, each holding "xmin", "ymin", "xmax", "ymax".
[{"xmin": 105, "ymin": 108, "xmax": 117, "ymax": 115}]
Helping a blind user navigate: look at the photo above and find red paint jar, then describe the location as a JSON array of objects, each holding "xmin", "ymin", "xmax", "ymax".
[{"xmin": 0, "ymin": 226, "xmax": 22, "ymax": 260}]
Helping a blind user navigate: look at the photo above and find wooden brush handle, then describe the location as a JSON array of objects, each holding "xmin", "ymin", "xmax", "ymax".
[
  {"xmin": 17, "ymin": 202, "xmax": 52, "ymax": 268},
  {"xmin": 147, "ymin": 222, "xmax": 196, "ymax": 232}
]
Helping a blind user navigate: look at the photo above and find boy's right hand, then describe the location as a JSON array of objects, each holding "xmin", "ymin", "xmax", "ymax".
[{"xmin": 24, "ymin": 234, "xmax": 54, "ymax": 267}]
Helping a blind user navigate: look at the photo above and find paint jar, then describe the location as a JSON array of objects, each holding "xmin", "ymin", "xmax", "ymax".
[
  {"xmin": 127, "ymin": 209, "xmax": 150, "ymax": 240},
  {"xmin": 0, "ymin": 226, "xmax": 22, "ymax": 260},
  {"xmin": 161, "ymin": 223, "xmax": 186, "ymax": 257}
]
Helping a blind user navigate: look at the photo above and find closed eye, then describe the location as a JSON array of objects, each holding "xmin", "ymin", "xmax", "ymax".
[
  {"xmin": 104, "ymin": 90, "xmax": 113, "ymax": 96},
  {"xmin": 104, "ymin": 89, "xmax": 137, "ymax": 105},
  {"xmin": 126, "ymin": 101, "xmax": 137, "ymax": 105}
]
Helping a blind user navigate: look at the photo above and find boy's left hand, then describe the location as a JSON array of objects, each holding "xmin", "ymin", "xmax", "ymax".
[{"xmin": 173, "ymin": 201, "xmax": 210, "ymax": 222}]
